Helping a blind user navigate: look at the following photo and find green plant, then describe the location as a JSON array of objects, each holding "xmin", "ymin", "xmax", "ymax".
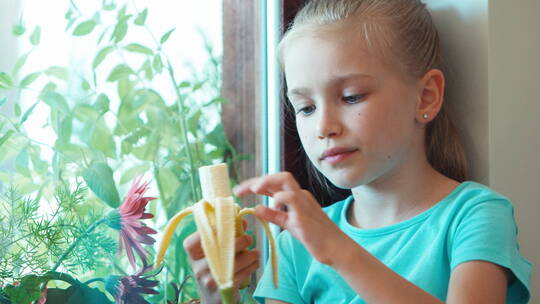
[{"xmin": 0, "ymin": 0, "xmax": 251, "ymax": 303}]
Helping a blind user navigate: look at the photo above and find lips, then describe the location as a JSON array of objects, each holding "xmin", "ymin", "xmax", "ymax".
[{"xmin": 320, "ymin": 147, "xmax": 358, "ymax": 161}]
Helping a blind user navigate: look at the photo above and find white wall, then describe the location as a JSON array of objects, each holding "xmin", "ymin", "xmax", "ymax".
[
  {"xmin": 425, "ymin": 0, "xmax": 539, "ymax": 302},
  {"xmin": 488, "ymin": 0, "xmax": 540, "ymax": 302}
]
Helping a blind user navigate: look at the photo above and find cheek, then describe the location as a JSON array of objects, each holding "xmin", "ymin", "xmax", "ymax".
[
  {"xmin": 354, "ymin": 103, "xmax": 414, "ymax": 152},
  {"xmin": 296, "ymin": 121, "xmax": 320, "ymax": 159}
]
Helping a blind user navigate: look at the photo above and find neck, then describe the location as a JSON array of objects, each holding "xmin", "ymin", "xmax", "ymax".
[{"xmin": 349, "ymin": 158, "xmax": 458, "ymax": 229}]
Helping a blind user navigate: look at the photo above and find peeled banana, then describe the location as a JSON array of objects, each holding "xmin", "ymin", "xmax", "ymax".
[{"xmin": 155, "ymin": 163, "xmax": 278, "ymax": 304}]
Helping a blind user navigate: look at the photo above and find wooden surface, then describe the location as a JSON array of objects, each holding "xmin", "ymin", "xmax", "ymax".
[{"xmin": 222, "ymin": 0, "xmax": 262, "ymax": 193}]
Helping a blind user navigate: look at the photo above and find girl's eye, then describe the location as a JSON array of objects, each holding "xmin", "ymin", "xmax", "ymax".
[
  {"xmin": 342, "ymin": 94, "xmax": 366, "ymax": 104},
  {"xmin": 296, "ymin": 105, "xmax": 316, "ymax": 116}
]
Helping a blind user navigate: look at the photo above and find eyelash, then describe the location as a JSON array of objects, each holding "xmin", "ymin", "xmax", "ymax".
[
  {"xmin": 342, "ymin": 94, "xmax": 366, "ymax": 104},
  {"xmin": 295, "ymin": 94, "xmax": 366, "ymax": 116},
  {"xmin": 296, "ymin": 105, "xmax": 315, "ymax": 115}
]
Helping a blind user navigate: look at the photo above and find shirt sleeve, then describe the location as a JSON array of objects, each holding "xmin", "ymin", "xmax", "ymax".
[
  {"xmin": 450, "ymin": 198, "xmax": 532, "ymax": 303},
  {"xmin": 253, "ymin": 231, "xmax": 306, "ymax": 304}
]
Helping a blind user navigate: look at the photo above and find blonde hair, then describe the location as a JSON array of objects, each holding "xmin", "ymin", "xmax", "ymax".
[{"xmin": 280, "ymin": 0, "xmax": 468, "ymax": 183}]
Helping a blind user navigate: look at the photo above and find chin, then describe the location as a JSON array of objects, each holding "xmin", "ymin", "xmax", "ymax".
[{"xmin": 326, "ymin": 173, "xmax": 366, "ymax": 190}]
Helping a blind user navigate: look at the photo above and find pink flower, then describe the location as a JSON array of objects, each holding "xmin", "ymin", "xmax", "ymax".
[
  {"xmin": 37, "ymin": 286, "xmax": 47, "ymax": 304},
  {"xmin": 117, "ymin": 177, "xmax": 158, "ymax": 268},
  {"xmin": 105, "ymin": 264, "xmax": 159, "ymax": 304}
]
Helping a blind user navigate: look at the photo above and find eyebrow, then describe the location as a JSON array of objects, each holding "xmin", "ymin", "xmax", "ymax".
[{"xmin": 286, "ymin": 73, "xmax": 375, "ymax": 98}]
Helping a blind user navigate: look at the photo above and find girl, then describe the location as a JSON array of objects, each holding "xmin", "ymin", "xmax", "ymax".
[{"xmin": 183, "ymin": 0, "xmax": 532, "ymax": 303}]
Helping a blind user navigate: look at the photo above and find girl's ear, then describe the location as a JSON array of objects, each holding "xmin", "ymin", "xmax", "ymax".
[{"xmin": 416, "ymin": 69, "xmax": 445, "ymax": 123}]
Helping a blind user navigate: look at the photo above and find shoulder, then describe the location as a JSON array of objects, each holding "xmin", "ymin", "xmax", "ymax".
[
  {"xmin": 445, "ymin": 181, "xmax": 514, "ymax": 218},
  {"xmin": 446, "ymin": 182, "xmax": 532, "ymax": 303},
  {"xmin": 451, "ymin": 181, "xmax": 510, "ymax": 204}
]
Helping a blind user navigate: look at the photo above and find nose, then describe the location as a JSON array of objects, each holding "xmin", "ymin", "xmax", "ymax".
[{"xmin": 316, "ymin": 105, "xmax": 342, "ymax": 139}]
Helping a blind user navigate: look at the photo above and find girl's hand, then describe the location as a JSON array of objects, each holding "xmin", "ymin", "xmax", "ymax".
[
  {"xmin": 233, "ymin": 172, "xmax": 349, "ymax": 266},
  {"xmin": 183, "ymin": 221, "xmax": 260, "ymax": 304}
]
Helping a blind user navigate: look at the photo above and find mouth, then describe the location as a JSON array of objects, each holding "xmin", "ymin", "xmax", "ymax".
[{"xmin": 320, "ymin": 147, "xmax": 359, "ymax": 164}]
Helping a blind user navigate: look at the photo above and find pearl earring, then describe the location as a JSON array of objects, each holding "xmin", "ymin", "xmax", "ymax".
[{"xmin": 423, "ymin": 113, "xmax": 428, "ymax": 120}]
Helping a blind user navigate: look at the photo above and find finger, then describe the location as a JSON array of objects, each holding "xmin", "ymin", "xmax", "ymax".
[
  {"xmin": 200, "ymin": 273, "xmax": 217, "ymax": 291},
  {"xmin": 254, "ymin": 205, "xmax": 288, "ymax": 228},
  {"xmin": 183, "ymin": 232, "xmax": 205, "ymax": 260},
  {"xmin": 191, "ymin": 258, "xmax": 211, "ymax": 281},
  {"xmin": 234, "ymin": 249, "xmax": 260, "ymax": 274},
  {"xmin": 234, "ymin": 234, "xmax": 253, "ymax": 254},
  {"xmin": 233, "ymin": 172, "xmax": 301, "ymax": 198},
  {"xmin": 234, "ymin": 258, "xmax": 260, "ymax": 287},
  {"xmin": 272, "ymin": 190, "xmax": 301, "ymax": 212},
  {"xmin": 233, "ymin": 176, "xmax": 274, "ymax": 197}
]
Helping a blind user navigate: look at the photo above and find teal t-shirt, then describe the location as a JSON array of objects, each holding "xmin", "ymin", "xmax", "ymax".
[{"xmin": 253, "ymin": 182, "xmax": 532, "ymax": 303}]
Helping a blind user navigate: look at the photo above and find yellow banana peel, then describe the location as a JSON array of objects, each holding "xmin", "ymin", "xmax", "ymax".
[{"xmin": 155, "ymin": 163, "xmax": 278, "ymax": 304}]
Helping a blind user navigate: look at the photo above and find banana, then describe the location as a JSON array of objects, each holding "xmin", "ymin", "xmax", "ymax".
[{"xmin": 155, "ymin": 163, "xmax": 278, "ymax": 304}]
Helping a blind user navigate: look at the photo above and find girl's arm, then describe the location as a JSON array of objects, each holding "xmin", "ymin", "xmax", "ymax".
[
  {"xmin": 332, "ymin": 231, "xmax": 508, "ymax": 303},
  {"xmin": 234, "ymin": 172, "xmax": 508, "ymax": 304}
]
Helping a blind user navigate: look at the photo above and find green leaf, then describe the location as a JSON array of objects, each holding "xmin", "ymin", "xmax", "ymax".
[
  {"xmin": 0, "ymin": 72, "xmax": 14, "ymax": 89},
  {"xmin": 134, "ymin": 8, "xmax": 148, "ymax": 26},
  {"xmin": 45, "ymin": 66, "xmax": 69, "ymax": 80},
  {"xmin": 90, "ymin": 118, "xmax": 116, "ymax": 158},
  {"xmin": 92, "ymin": 46, "xmax": 114, "ymax": 69},
  {"xmin": 14, "ymin": 103, "xmax": 21, "ymax": 117},
  {"xmin": 120, "ymin": 163, "xmax": 150, "ymax": 185},
  {"xmin": 102, "ymin": 0, "xmax": 116, "ymax": 11},
  {"xmin": 45, "ymin": 284, "xmax": 113, "ymax": 304},
  {"xmin": 0, "ymin": 130, "xmax": 14, "ymax": 147},
  {"xmin": 188, "ymin": 109, "xmax": 202, "ymax": 134},
  {"xmin": 178, "ymin": 80, "xmax": 190, "ymax": 88},
  {"xmin": 20, "ymin": 101, "xmax": 39, "ymax": 124},
  {"xmin": 141, "ymin": 60, "xmax": 153, "ymax": 80},
  {"xmin": 3, "ymin": 274, "xmax": 45, "ymax": 304},
  {"xmin": 121, "ymin": 140, "xmax": 132, "ymax": 155},
  {"xmin": 206, "ymin": 123, "xmax": 227, "ymax": 148},
  {"xmin": 12, "ymin": 23, "xmax": 26, "ymax": 36},
  {"xmin": 73, "ymin": 20, "xmax": 97, "ymax": 36},
  {"xmin": 15, "ymin": 148, "xmax": 31, "ymax": 177},
  {"xmin": 94, "ymin": 93, "xmax": 110, "ymax": 114},
  {"xmin": 29, "ymin": 26, "xmax": 41, "ymax": 45},
  {"xmin": 118, "ymin": 4, "xmax": 128, "ymax": 19},
  {"xmin": 42, "ymin": 81, "xmax": 57, "ymax": 93},
  {"xmin": 82, "ymin": 162, "xmax": 120, "ymax": 208},
  {"xmin": 40, "ymin": 91, "xmax": 70, "ymax": 114},
  {"xmin": 81, "ymin": 79, "xmax": 91, "ymax": 91},
  {"xmin": 58, "ymin": 115, "xmax": 73, "ymax": 145},
  {"xmin": 29, "ymin": 147, "xmax": 48, "ymax": 175},
  {"xmin": 111, "ymin": 19, "xmax": 129, "ymax": 43},
  {"xmin": 125, "ymin": 43, "xmax": 153, "ymax": 55},
  {"xmin": 107, "ymin": 64, "xmax": 133, "ymax": 82},
  {"xmin": 0, "ymin": 97, "xmax": 6, "ymax": 107},
  {"xmin": 74, "ymin": 104, "xmax": 100, "ymax": 122},
  {"xmin": 12, "ymin": 52, "xmax": 30, "ymax": 76},
  {"xmin": 117, "ymin": 78, "xmax": 135, "ymax": 99},
  {"xmin": 152, "ymin": 55, "xmax": 163, "ymax": 73},
  {"xmin": 158, "ymin": 167, "xmax": 180, "ymax": 199},
  {"xmin": 160, "ymin": 28, "xmax": 175, "ymax": 44},
  {"xmin": 19, "ymin": 72, "xmax": 40, "ymax": 88},
  {"xmin": 192, "ymin": 81, "xmax": 204, "ymax": 91}
]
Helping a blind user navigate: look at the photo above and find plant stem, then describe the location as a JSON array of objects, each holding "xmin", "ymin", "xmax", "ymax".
[
  {"xmin": 84, "ymin": 277, "xmax": 105, "ymax": 285},
  {"xmin": 45, "ymin": 271, "xmax": 79, "ymax": 286},
  {"xmin": 219, "ymin": 287, "xmax": 237, "ymax": 304},
  {"xmin": 51, "ymin": 217, "xmax": 107, "ymax": 272},
  {"xmin": 166, "ymin": 59, "xmax": 200, "ymax": 202}
]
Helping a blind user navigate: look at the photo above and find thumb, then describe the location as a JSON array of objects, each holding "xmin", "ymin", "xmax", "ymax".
[{"xmin": 254, "ymin": 205, "xmax": 288, "ymax": 228}]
